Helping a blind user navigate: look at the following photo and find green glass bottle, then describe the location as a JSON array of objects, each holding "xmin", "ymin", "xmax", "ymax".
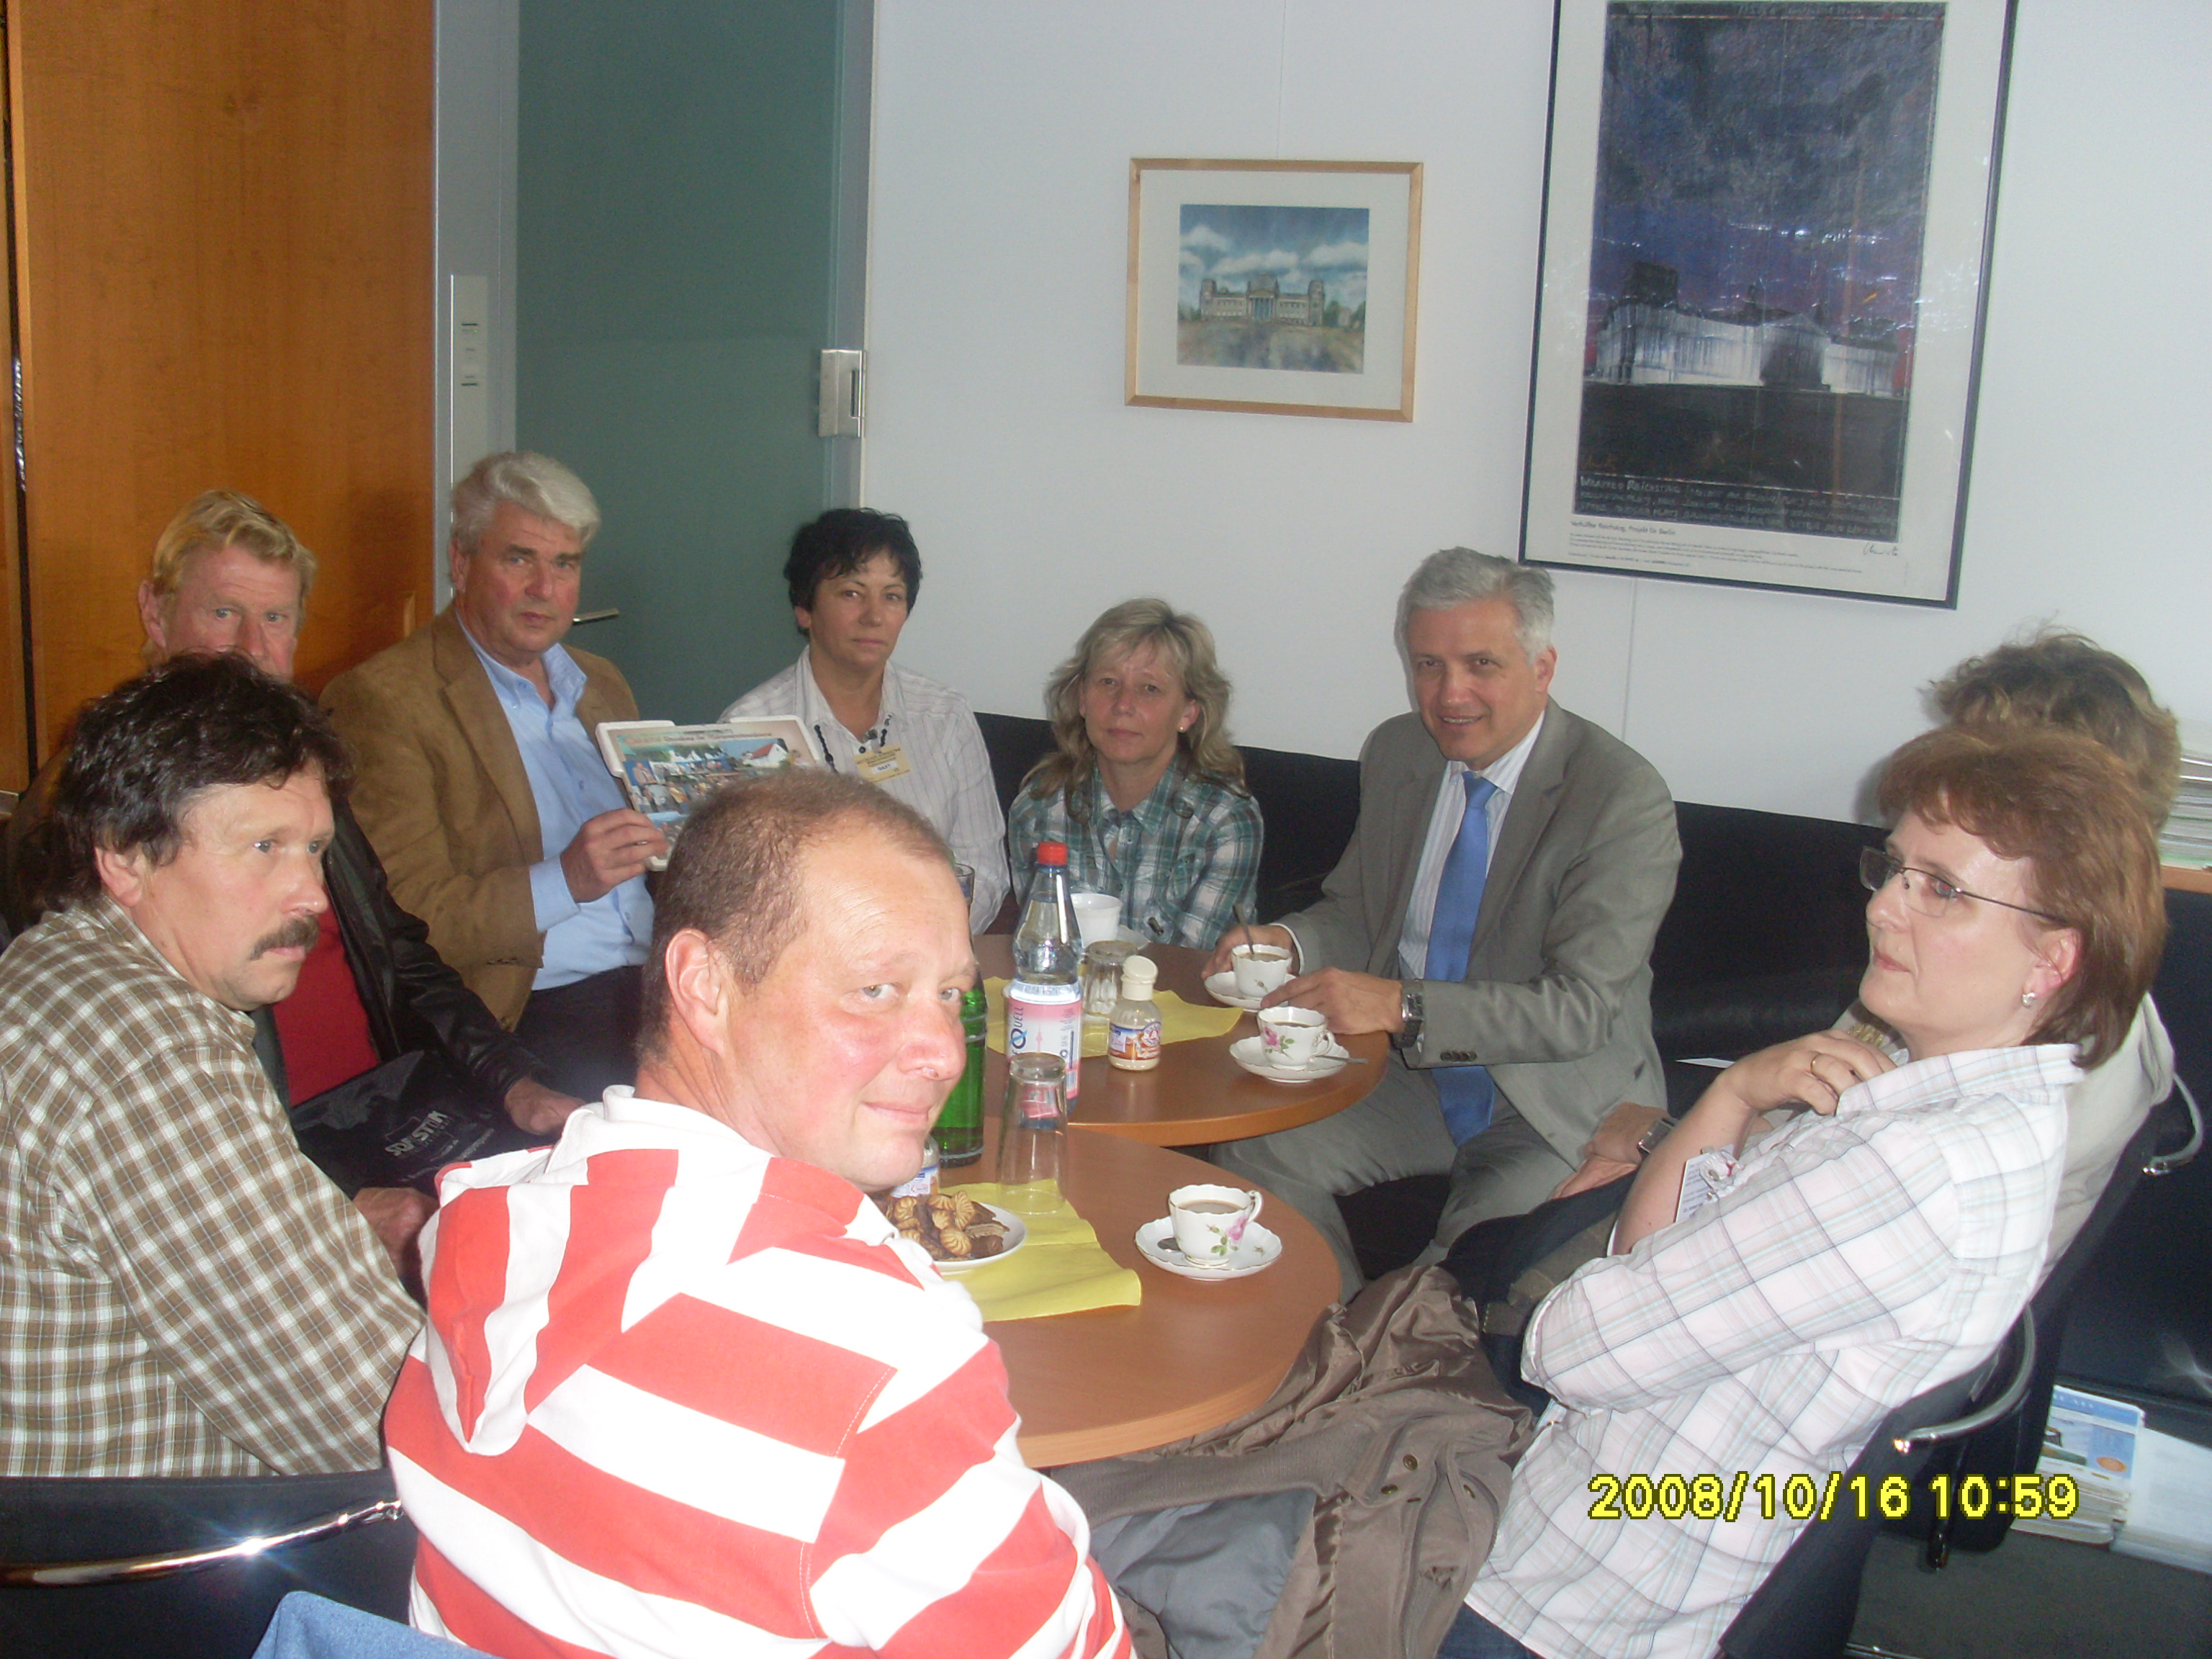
[{"xmin": 938, "ymin": 984, "xmax": 988, "ymax": 1164}]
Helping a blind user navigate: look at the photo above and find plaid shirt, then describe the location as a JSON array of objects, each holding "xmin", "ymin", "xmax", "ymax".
[
  {"xmin": 1008, "ymin": 762, "xmax": 1261, "ymax": 949},
  {"xmin": 0, "ymin": 897, "xmax": 422, "ymax": 1476},
  {"xmin": 1468, "ymin": 1043, "xmax": 2076, "ymax": 1659}
]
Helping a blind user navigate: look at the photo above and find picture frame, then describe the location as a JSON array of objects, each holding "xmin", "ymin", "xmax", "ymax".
[
  {"xmin": 1126, "ymin": 158, "xmax": 1422, "ymax": 421},
  {"xmin": 1519, "ymin": 0, "xmax": 2018, "ymax": 606}
]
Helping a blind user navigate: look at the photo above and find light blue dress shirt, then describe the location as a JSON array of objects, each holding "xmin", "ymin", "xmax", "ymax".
[
  {"xmin": 459, "ymin": 624, "xmax": 651, "ymax": 989},
  {"xmin": 1395, "ymin": 709, "xmax": 1547, "ymax": 981}
]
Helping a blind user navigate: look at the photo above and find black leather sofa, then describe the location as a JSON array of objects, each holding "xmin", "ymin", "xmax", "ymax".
[{"xmin": 975, "ymin": 710, "xmax": 2212, "ymax": 1418}]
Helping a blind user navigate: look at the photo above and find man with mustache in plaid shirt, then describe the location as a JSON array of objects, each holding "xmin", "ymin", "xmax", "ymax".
[{"xmin": 0, "ymin": 656, "xmax": 421, "ymax": 1476}]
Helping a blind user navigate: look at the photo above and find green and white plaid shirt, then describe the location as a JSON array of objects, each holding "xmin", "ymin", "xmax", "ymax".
[
  {"xmin": 0, "ymin": 897, "xmax": 422, "ymax": 1476},
  {"xmin": 1008, "ymin": 761, "xmax": 1262, "ymax": 950}
]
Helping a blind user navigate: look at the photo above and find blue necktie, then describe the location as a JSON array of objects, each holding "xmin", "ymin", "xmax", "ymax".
[{"xmin": 1424, "ymin": 772, "xmax": 1499, "ymax": 1143}]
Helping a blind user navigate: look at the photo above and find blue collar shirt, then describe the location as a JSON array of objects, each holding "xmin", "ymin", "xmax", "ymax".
[{"xmin": 459, "ymin": 624, "xmax": 651, "ymax": 989}]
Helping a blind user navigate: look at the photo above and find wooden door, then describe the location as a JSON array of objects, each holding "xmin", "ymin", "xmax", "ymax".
[
  {"xmin": 0, "ymin": 12, "xmax": 24, "ymax": 791},
  {"xmin": 9, "ymin": 0, "xmax": 434, "ymax": 765}
]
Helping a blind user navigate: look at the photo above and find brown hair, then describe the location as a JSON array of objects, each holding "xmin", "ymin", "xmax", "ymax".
[
  {"xmin": 1932, "ymin": 631, "xmax": 2180, "ymax": 826},
  {"xmin": 637, "ymin": 769, "xmax": 950, "ymax": 1062},
  {"xmin": 1021, "ymin": 598, "xmax": 1245, "ymax": 814},
  {"xmin": 45, "ymin": 655, "xmax": 351, "ymax": 909},
  {"xmin": 142, "ymin": 490, "xmax": 316, "ymax": 665},
  {"xmin": 1878, "ymin": 726, "xmax": 2164, "ymax": 1066}
]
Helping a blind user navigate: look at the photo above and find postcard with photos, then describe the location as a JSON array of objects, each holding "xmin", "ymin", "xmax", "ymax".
[{"xmin": 595, "ymin": 718, "xmax": 816, "ymax": 847}]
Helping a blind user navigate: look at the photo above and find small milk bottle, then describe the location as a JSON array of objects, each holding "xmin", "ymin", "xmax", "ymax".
[{"xmin": 1107, "ymin": 956, "xmax": 1163, "ymax": 1071}]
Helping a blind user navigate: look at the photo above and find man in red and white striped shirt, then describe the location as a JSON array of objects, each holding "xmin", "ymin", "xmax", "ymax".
[{"xmin": 385, "ymin": 770, "xmax": 1128, "ymax": 1658}]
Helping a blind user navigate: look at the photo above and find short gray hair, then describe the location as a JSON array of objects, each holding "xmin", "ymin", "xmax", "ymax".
[
  {"xmin": 1395, "ymin": 548, "xmax": 1554, "ymax": 662},
  {"xmin": 450, "ymin": 451, "xmax": 602, "ymax": 553}
]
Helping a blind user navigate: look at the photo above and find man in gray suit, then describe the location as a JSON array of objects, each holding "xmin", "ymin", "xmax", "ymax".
[{"xmin": 1209, "ymin": 549, "xmax": 1679, "ymax": 1294}]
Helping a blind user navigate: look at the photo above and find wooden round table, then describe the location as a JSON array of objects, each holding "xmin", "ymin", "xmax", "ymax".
[
  {"xmin": 974, "ymin": 938, "xmax": 1385, "ymax": 1146},
  {"xmin": 944, "ymin": 1120, "xmax": 1339, "ymax": 1467}
]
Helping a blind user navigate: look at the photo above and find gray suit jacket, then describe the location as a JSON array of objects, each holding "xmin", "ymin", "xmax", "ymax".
[{"xmin": 1286, "ymin": 705, "xmax": 1680, "ymax": 1162}]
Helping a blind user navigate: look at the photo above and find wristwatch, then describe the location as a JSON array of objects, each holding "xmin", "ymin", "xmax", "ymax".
[
  {"xmin": 1391, "ymin": 982, "xmax": 1424, "ymax": 1051},
  {"xmin": 1636, "ymin": 1115, "xmax": 1675, "ymax": 1158}
]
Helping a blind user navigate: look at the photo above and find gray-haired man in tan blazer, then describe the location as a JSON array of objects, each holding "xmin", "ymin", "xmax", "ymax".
[
  {"xmin": 1209, "ymin": 549, "xmax": 1680, "ymax": 1295},
  {"xmin": 325, "ymin": 453, "xmax": 665, "ymax": 1100}
]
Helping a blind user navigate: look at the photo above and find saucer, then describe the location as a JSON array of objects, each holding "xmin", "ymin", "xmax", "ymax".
[
  {"xmin": 1203, "ymin": 969, "xmax": 1270, "ymax": 1011},
  {"xmin": 1229, "ymin": 1033, "xmax": 1350, "ymax": 1084},
  {"xmin": 1135, "ymin": 1216, "xmax": 1282, "ymax": 1280}
]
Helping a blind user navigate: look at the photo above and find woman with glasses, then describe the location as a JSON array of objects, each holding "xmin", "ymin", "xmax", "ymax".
[{"xmin": 1452, "ymin": 725, "xmax": 2165, "ymax": 1659}]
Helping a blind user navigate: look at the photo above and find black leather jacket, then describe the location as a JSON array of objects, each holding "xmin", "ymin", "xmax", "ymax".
[
  {"xmin": 305, "ymin": 801, "xmax": 542, "ymax": 1109},
  {"xmin": 2, "ymin": 755, "xmax": 541, "ymax": 1110}
]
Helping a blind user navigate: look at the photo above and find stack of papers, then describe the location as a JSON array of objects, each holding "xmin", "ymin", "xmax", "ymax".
[
  {"xmin": 2159, "ymin": 721, "xmax": 2212, "ymax": 869},
  {"xmin": 2015, "ymin": 1385, "xmax": 2139, "ymax": 1545},
  {"xmin": 2115, "ymin": 1426, "xmax": 2212, "ymax": 1574}
]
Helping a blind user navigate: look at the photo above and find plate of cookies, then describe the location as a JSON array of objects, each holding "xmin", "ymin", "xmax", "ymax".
[{"xmin": 876, "ymin": 1190, "xmax": 1028, "ymax": 1272}]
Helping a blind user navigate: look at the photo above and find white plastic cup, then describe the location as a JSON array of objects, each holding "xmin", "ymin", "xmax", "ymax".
[{"xmin": 1070, "ymin": 891, "xmax": 1122, "ymax": 950}]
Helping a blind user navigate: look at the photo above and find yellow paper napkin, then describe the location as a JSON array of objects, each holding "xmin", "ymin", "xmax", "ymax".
[
  {"xmin": 983, "ymin": 978, "xmax": 1242, "ymax": 1057},
  {"xmin": 940, "ymin": 1180, "xmax": 1143, "ymax": 1322}
]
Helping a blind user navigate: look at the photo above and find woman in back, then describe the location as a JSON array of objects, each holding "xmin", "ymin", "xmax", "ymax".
[{"xmin": 1007, "ymin": 599, "xmax": 1259, "ymax": 950}]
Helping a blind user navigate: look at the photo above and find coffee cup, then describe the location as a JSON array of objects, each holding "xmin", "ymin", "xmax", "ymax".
[
  {"xmin": 1167, "ymin": 1182, "xmax": 1263, "ymax": 1265},
  {"xmin": 1071, "ymin": 891, "xmax": 1122, "ymax": 950},
  {"xmin": 1229, "ymin": 940, "xmax": 1294, "ymax": 998},
  {"xmin": 1256, "ymin": 1004, "xmax": 1330, "ymax": 1069}
]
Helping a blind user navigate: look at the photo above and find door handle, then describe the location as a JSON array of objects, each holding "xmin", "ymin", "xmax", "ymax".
[{"xmin": 818, "ymin": 349, "xmax": 863, "ymax": 438}]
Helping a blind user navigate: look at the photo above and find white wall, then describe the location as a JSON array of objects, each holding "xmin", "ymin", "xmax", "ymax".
[{"xmin": 865, "ymin": 0, "xmax": 2211, "ymax": 822}]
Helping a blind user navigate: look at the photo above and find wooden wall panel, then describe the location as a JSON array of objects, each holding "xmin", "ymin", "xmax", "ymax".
[
  {"xmin": 0, "ymin": 24, "xmax": 24, "ymax": 795},
  {"xmin": 12, "ymin": 0, "xmax": 433, "ymax": 760}
]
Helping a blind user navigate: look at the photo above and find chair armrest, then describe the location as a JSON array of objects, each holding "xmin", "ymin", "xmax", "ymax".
[
  {"xmin": 1892, "ymin": 1312, "xmax": 2035, "ymax": 1454},
  {"xmin": 2147, "ymin": 1076, "xmax": 2202, "ymax": 1177},
  {"xmin": 0, "ymin": 1498, "xmax": 402, "ymax": 1588}
]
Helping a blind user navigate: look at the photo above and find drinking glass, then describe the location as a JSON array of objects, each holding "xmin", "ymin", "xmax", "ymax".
[{"xmin": 997, "ymin": 1053, "xmax": 1066, "ymax": 1213}]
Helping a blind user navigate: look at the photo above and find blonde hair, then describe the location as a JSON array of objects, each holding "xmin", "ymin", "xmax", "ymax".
[
  {"xmin": 141, "ymin": 490, "xmax": 315, "ymax": 665},
  {"xmin": 1023, "ymin": 598, "xmax": 1246, "ymax": 811}
]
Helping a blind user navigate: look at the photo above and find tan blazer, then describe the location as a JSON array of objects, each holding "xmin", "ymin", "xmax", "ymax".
[{"xmin": 322, "ymin": 608, "xmax": 639, "ymax": 1026}]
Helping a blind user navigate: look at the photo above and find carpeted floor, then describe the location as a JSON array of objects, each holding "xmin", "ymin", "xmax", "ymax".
[{"xmin": 1848, "ymin": 1529, "xmax": 2212, "ymax": 1658}]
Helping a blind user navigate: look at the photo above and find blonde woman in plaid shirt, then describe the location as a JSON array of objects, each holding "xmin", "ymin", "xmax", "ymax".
[
  {"xmin": 1008, "ymin": 600, "xmax": 1260, "ymax": 951},
  {"xmin": 1455, "ymin": 727, "xmax": 2167, "ymax": 1659}
]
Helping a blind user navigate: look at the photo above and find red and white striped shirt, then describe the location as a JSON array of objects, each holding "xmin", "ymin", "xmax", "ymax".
[{"xmin": 386, "ymin": 1089, "xmax": 1128, "ymax": 1659}]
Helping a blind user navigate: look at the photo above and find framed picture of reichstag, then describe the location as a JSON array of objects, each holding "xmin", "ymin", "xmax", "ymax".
[
  {"xmin": 1125, "ymin": 159, "xmax": 1421, "ymax": 421},
  {"xmin": 1519, "ymin": 0, "xmax": 2019, "ymax": 606}
]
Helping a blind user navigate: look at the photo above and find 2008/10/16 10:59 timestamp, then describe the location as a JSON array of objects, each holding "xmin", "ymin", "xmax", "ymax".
[{"xmin": 1586, "ymin": 1471, "xmax": 2083, "ymax": 1523}]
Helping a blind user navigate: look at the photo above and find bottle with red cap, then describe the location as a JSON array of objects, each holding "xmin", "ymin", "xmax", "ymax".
[{"xmin": 1007, "ymin": 840, "xmax": 1083, "ymax": 1107}]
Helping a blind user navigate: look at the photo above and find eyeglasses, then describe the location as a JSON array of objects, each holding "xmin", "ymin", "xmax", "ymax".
[{"xmin": 1858, "ymin": 847, "xmax": 2068, "ymax": 926}]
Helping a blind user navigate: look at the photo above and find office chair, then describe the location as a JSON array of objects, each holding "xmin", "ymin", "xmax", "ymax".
[{"xmin": 1722, "ymin": 1083, "xmax": 2200, "ymax": 1658}]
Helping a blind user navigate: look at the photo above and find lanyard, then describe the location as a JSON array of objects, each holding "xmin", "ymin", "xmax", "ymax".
[{"xmin": 814, "ymin": 714, "xmax": 891, "ymax": 776}]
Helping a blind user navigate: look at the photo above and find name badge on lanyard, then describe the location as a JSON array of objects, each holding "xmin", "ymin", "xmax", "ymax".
[{"xmin": 856, "ymin": 743, "xmax": 912, "ymax": 786}]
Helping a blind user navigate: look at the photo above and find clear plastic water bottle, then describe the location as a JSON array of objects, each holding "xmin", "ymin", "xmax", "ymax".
[
  {"xmin": 886, "ymin": 1135, "xmax": 940, "ymax": 1200},
  {"xmin": 1007, "ymin": 840, "xmax": 1084, "ymax": 1106}
]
